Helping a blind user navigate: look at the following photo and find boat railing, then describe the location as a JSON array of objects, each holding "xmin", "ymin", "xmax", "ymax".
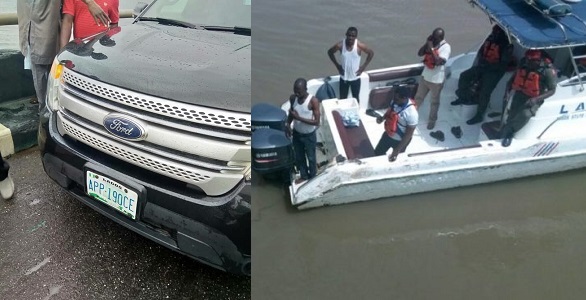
[
  {"xmin": 566, "ymin": 52, "xmax": 586, "ymax": 91},
  {"xmin": 526, "ymin": 0, "xmax": 586, "ymax": 43}
]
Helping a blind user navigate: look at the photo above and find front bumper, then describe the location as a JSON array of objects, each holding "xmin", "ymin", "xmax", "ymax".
[{"xmin": 38, "ymin": 111, "xmax": 251, "ymax": 275}]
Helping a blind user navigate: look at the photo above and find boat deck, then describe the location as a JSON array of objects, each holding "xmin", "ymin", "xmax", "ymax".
[{"xmin": 317, "ymin": 66, "xmax": 513, "ymax": 164}]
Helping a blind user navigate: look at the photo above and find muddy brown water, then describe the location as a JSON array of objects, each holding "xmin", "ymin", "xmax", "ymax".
[{"xmin": 252, "ymin": 0, "xmax": 586, "ymax": 299}]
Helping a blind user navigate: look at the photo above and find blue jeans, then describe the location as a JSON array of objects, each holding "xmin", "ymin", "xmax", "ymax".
[
  {"xmin": 339, "ymin": 78, "xmax": 361, "ymax": 102},
  {"xmin": 292, "ymin": 130, "xmax": 317, "ymax": 180}
]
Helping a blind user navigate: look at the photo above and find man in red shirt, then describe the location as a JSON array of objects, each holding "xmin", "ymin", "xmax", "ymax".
[{"xmin": 60, "ymin": 0, "xmax": 120, "ymax": 49}]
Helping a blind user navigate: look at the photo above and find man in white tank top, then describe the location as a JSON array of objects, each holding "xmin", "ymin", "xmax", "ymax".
[
  {"xmin": 327, "ymin": 27, "xmax": 374, "ymax": 102},
  {"xmin": 287, "ymin": 78, "xmax": 321, "ymax": 184}
]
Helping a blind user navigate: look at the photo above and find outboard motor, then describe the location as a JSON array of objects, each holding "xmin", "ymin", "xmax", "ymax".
[{"xmin": 251, "ymin": 103, "xmax": 294, "ymax": 181}]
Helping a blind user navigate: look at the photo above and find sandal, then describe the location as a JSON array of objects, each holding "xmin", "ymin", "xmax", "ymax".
[
  {"xmin": 430, "ymin": 130, "xmax": 445, "ymax": 142},
  {"xmin": 451, "ymin": 126, "xmax": 463, "ymax": 138}
]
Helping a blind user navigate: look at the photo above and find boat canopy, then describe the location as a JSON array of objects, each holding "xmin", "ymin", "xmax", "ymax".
[{"xmin": 472, "ymin": 0, "xmax": 586, "ymax": 49}]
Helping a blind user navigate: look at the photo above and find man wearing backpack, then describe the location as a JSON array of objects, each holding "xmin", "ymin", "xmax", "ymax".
[{"xmin": 374, "ymin": 86, "xmax": 419, "ymax": 161}]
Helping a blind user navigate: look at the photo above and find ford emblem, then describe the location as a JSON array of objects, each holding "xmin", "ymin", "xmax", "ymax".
[{"xmin": 103, "ymin": 114, "xmax": 147, "ymax": 141}]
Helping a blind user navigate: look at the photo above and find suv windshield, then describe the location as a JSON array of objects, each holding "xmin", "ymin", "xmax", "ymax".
[{"xmin": 142, "ymin": 0, "xmax": 251, "ymax": 29}]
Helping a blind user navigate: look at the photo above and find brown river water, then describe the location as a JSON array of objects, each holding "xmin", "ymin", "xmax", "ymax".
[{"xmin": 252, "ymin": 0, "xmax": 586, "ymax": 299}]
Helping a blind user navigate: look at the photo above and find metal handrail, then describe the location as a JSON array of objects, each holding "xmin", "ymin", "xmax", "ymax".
[{"xmin": 0, "ymin": 9, "xmax": 133, "ymax": 26}]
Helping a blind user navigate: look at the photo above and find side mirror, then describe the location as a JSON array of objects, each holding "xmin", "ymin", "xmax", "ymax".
[{"xmin": 133, "ymin": 2, "xmax": 149, "ymax": 18}]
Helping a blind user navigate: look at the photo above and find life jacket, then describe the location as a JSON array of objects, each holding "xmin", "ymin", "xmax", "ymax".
[
  {"xmin": 481, "ymin": 40, "xmax": 501, "ymax": 64},
  {"xmin": 511, "ymin": 58, "xmax": 552, "ymax": 97},
  {"xmin": 423, "ymin": 41, "xmax": 446, "ymax": 69},
  {"xmin": 384, "ymin": 100, "xmax": 415, "ymax": 137}
]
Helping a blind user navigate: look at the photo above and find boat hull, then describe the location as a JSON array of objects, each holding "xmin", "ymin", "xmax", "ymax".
[{"xmin": 292, "ymin": 142, "xmax": 586, "ymax": 210}]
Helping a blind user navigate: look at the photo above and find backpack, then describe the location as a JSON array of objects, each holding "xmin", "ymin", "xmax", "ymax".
[{"xmin": 315, "ymin": 80, "xmax": 336, "ymax": 101}]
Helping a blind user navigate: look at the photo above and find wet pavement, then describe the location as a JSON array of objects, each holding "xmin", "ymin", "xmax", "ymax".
[{"xmin": 0, "ymin": 147, "xmax": 250, "ymax": 300}]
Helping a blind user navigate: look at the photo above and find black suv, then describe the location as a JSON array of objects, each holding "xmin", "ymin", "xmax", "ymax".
[{"xmin": 38, "ymin": 0, "xmax": 251, "ymax": 275}]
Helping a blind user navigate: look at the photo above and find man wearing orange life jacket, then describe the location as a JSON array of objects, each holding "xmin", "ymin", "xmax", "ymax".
[
  {"xmin": 500, "ymin": 49, "xmax": 556, "ymax": 147},
  {"xmin": 374, "ymin": 86, "xmax": 419, "ymax": 162},
  {"xmin": 414, "ymin": 28, "xmax": 451, "ymax": 130},
  {"xmin": 452, "ymin": 25, "xmax": 513, "ymax": 125}
]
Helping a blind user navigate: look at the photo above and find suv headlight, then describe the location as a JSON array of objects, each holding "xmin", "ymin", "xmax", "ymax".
[{"xmin": 46, "ymin": 59, "xmax": 64, "ymax": 111}]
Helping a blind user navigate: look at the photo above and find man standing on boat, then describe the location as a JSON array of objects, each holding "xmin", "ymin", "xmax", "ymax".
[
  {"xmin": 501, "ymin": 49, "xmax": 556, "ymax": 147},
  {"xmin": 287, "ymin": 78, "xmax": 321, "ymax": 184},
  {"xmin": 452, "ymin": 25, "xmax": 513, "ymax": 125},
  {"xmin": 374, "ymin": 86, "xmax": 418, "ymax": 162},
  {"xmin": 414, "ymin": 28, "xmax": 451, "ymax": 130},
  {"xmin": 327, "ymin": 27, "xmax": 374, "ymax": 102}
]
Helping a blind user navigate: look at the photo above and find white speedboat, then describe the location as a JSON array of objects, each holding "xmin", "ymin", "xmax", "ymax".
[{"xmin": 253, "ymin": 0, "xmax": 586, "ymax": 209}]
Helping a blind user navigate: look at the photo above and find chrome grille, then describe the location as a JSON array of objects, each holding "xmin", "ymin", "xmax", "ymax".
[
  {"xmin": 56, "ymin": 69, "xmax": 250, "ymax": 196},
  {"xmin": 62, "ymin": 70, "xmax": 251, "ymax": 131},
  {"xmin": 58, "ymin": 114, "xmax": 244, "ymax": 196},
  {"xmin": 63, "ymin": 121, "xmax": 210, "ymax": 181}
]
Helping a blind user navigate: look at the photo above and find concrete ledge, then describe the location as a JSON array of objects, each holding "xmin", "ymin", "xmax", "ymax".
[
  {"xmin": 0, "ymin": 49, "xmax": 36, "ymax": 104},
  {"xmin": 0, "ymin": 124, "xmax": 15, "ymax": 158},
  {"xmin": 0, "ymin": 97, "xmax": 39, "ymax": 156}
]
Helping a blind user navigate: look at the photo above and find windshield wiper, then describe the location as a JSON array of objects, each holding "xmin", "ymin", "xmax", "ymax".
[
  {"xmin": 138, "ymin": 17, "xmax": 204, "ymax": 29},
  {"xmin": 201, "ymin": 25, "xmax": 251, "ymax": 35}
]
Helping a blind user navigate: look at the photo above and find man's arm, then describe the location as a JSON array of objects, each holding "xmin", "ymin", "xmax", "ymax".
[
  {"xmin": 356, "ymin": 41, "xmax": 374, "ymax": 76},
  {"xmin": 417, "ymin": 36, "xmax": 433, "ymax": 57},
  {"xmin": 60, "ymin": 14, "xmax": 74, "ymax": 49},
  {"xmin": 327, "ymin": 42, "xmax": 344, "ymax": 75},
  {"xmin": 389, "ymin": 125, "xmax": 415, "ymax": 162},
  {"xmin": 82, "ymin": 0, "xmax": 110, "ymax": 26}
]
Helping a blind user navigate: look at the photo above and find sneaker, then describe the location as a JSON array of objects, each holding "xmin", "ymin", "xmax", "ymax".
[
  {"xmin": 501, "ymin": 131, "xmax": 514, "ymax": 147},
  {"xmin": 466, "ymin": 113, "xmax": 484, "ymax": 125},
  {"xmin": 501, "ymin": 136, "xmax": 513, "ymax": 147},
  {"xmin": 450, "ymin": 98, "xmax": 466, "ymax": 106},
  {"xmin": 0, "ymin": 174, "xmax": 14, "ymax": 200}
]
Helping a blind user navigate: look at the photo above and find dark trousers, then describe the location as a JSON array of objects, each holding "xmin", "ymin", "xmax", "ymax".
[
  {"xmin": 0, "ymin": 157, "xmax": 9, "ymax": 181},
  {"xmin": 292, "ymin": 130, "xmax": 317, "ymax": 180},
  {"xmin": 339, "ymin": 78, "xmax": 361, "ymax": 102},
  {"xmin": 31, "ymin": 63, "xmax": 51, "ymax": 113},
  {"xmin": 374, "ymin": 133, "xmax": 410, "ymax": 156},
  {"xmin": 502, "ymin": 94, "xmax": 540, "ymax": 135},
  {"xmin": 456, "ymin": 66, "xmax": 505, "ymax": 115}
]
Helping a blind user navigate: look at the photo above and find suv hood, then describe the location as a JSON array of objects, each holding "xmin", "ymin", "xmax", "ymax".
[{"xmin": 58, "ymin": 22, "xmax": 250, "ymax": 113}]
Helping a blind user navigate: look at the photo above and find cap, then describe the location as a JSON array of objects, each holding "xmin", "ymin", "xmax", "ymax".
[
  {"xmin": 395, "ymin": 86, "xmax": 411, "ymax": 99},
  {"xmin": 525, "ymin": 49, "xmax": 542, "ymax": 60}
]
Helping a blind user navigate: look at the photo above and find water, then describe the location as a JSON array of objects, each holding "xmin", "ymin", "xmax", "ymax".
[{"xmin": 252, "ymin": 0, "xmax": 586, "ymax": 299}]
